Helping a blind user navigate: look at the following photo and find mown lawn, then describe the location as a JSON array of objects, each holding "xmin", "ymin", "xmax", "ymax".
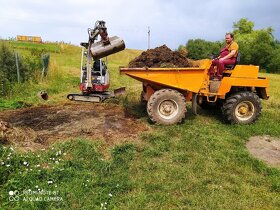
[{"xmin": 0, "ymin": 42, "xmax": 280, "ymax": 209}]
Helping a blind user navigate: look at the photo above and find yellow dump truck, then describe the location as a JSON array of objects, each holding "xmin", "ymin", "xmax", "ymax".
[{"xmin": 120, "ymin": 60, "xmax": 269, "ymax": 125}]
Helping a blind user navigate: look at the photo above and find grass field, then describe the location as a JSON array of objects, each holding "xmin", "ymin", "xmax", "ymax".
[{"xmin": 0, "ymin": 42, "xmax": 280, "ymax": 209}]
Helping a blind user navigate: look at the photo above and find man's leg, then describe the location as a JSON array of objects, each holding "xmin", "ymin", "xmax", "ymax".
[
  {"xmin": 217, "ymin": 58, "xmax": 236, "ymax": 80},
  {"xmin": 208, "ymin": 59, "xmax": 219, "ymax": 79}
]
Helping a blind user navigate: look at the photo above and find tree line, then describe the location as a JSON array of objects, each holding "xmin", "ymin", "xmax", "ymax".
[{"xmin": 180, "ymin": 18, "xmax": 280, "ymax": 73}]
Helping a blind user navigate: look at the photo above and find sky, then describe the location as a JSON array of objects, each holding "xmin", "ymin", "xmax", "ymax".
[{"xmin": 0, "ymin": 0, "xmax": 279, "ymax": 50}]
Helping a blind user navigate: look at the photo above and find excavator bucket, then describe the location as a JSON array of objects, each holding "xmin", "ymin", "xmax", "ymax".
[
  {"xmin": 38, "ymin": 90, "xmax": 48, "ymax": 100},
  {"xmin": 90, "ymin": 36, "xmax": 125, "ymax": 59}
]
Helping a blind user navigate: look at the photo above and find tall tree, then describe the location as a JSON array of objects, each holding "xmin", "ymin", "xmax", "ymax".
[{"xmin": 233, "ymin": 18, "xmax": 254, "ymax": 34}]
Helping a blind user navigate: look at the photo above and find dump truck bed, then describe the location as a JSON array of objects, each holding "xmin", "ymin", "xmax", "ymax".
[
  {"xmin": 120, "ymin": 66, "xmax": 209, "ymax": 93},
  {"xmin": 120, "ymin": 60, "xmax": 212, "ymax": 93}
]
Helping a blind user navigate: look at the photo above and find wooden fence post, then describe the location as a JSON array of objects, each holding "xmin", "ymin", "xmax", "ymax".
[{"xmin": 15, "ymin": 52, "xmax": 20, "ymax": 83}]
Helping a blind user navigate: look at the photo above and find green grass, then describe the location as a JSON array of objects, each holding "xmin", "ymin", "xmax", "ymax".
[
  {"xmin": 4, "ymin": 41, "xmax": 61, "ymax": 53},
  {"xmin": 0, "ymin": 41, "xmax": 280, "ymax": 209},
  {"xmin": 0, "ymin": 141, "xmax": 136, "ymax": 209}
]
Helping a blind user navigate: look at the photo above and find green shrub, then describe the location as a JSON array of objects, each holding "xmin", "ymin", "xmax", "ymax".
[{"xmin": 0, "ymin": 43, "xmax": 48, "ymax": 97}]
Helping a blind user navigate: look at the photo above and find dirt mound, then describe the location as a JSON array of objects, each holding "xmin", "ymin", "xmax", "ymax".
[
  {"xmin": 0, "ymin": 103, "xmax": 148, "ymax": 152},
  {"xmin": 0, "ymin": 120, "xmax": 40, "ymax": 151},
  {"xmin": 128, "ymin": 45, "xmax": 192, "ymax": 68},
  {"xmin": 246, "ymin": 135, "xmax": 280, "ymax": 168}
]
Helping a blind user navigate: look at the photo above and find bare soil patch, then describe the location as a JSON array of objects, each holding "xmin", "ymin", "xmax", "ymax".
[
  {"xmin": 128, "ymin": 45, "xmax": 193, "ymax": 68},
  {"xmin": 0, "ymin": 103, "xmax": 148, "ymax": 152},
  {"xmin": 246, "ymin": 135, "xmax": 280, "ymax": 168}
]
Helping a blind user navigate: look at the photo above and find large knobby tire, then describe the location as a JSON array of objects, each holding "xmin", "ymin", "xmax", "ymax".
[
  {"xmin": 222, "ymin": 91, "xmax": 262, "ymax": 124},
  {"xmin": 147, "ymin": 89, "xmax": 186, "ymax": 125}
]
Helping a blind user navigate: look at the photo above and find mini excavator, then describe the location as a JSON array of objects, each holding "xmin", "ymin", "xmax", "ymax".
[{"xmin": 67, "ymin": 20, "xmax": 125, "ymax": 102}]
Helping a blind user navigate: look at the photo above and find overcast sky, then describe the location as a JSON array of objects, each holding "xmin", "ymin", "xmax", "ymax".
[{"xmin": 0, "ymin": 0, "xmax": 279, "ymax": 50}]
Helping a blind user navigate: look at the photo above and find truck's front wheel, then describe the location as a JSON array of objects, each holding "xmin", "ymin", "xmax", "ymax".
[
  {"xmin": 147, "ymin": 89, "xmax": 186, "ymax": 125},
  {"xmin": 222, "ymin": 91, "xmax": 262, "ymax": 124}
]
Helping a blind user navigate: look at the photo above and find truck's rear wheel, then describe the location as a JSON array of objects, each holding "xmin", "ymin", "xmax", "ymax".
[
  {"xmin": 147, "ymin": 89, "xmax": 186, "ymax": 125},
  {"xmin": 222, "ymin": 91, "xmax": 261, "ymax": 124}
]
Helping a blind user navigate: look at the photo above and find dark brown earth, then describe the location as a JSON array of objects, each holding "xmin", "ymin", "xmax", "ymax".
[
  {"xmin": 0, "ymin": 103, "xmax": 148, "ymax": 152},
  {"xmin": 128, "ymin": 45, "xmax": 192, "ymax": 68},
  {"xmin": 246, "ymin": 135, "xmax": 280, "ymax": 168}
]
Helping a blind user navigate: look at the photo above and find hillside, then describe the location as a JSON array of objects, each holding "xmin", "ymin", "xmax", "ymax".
[
  {"xmin": 0, "ymin": 41, "xmax": 280, "ymax": 209},
  {"xmin": 0, "ymin": 41, "xmax": 143, "ymax": 108}
]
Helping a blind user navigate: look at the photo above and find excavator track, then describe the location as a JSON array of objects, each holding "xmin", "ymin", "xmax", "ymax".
[
  {"xmin": 67, "ymin": 92, "xmax": 111, "ymax": 103},
  {"xmin": 67, "ymin": 87, "xmax": 125, "ymax": 103}
]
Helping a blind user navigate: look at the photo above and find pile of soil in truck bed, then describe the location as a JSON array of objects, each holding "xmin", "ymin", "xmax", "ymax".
[{"xmin": 128, "ymin": 45, "xmax": 192, "ymax": 68}]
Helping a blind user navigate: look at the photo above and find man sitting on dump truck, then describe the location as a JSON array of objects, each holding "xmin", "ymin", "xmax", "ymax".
[{"xmin": 208, "ymin": 33, "xmax": 239, "ymax": 80}]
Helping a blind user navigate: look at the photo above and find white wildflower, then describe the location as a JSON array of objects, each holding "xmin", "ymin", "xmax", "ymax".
[
  {"xmin": 48, "ymin": 180, "xmax": 53, "ymax": 184},
  {"xmin": 6, "ymin": 164, "xmax": 10, "ymax": 167},
  {"xmin": 109, "ymin": 193, "xmax": 113, "ymax": 197},
  {"xmin": 56, "ymin": 150, "xmax": 62, "ymax": 156},
  {"xmin": 9, "ymin": 191, "xmax": 14, "ymax": 196},
  {"xmin": 55, "ymin": 161, "xmax": 59, "ymax": 164}
]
